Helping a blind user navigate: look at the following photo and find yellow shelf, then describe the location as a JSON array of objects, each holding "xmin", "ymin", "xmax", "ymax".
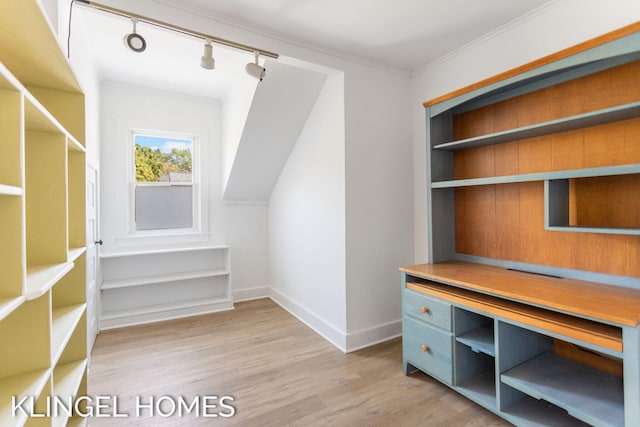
[
  {"xmin": 0, "ymin": 2, "xmax": 86, "ymax": 425},
  {"xmin": 68, "ymin": 248, "xmax": 86, "ymax": 263},
  {"xmin": 0, "ymin": 185, "xmax": 22, "ymax": 196},
  {"xmin": 25, "ymin": 263, "xmax": 73, "ymax": 300},
  {"xmin": 0, "ymin": 369, "xmax": 50, "ymax": 426},
  {"xmin": 52, "ymin": 360, "xmax": 88, "ymax": 427},
  {"xmin": 0, "ymin": 296, "xmax": 25, "ymax": 322},
  {"xmin": 65, "ymin": 417, "xmax": 88, "ymax": 427}
]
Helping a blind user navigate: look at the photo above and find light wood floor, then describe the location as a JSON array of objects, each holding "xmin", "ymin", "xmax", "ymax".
[{"xmin": 89, "ymin": 298, "xmax": 510, "ymax": 426}]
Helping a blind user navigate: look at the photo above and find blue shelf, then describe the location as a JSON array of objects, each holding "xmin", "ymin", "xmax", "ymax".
[
  {"xmin": 433, "ymin": 101, "xmax": 640, "ymax": 151},
  {"xmin": 456, "ymin": 326, "xmax": 495, "ymax": 356},
  {"xmin": 501, "ymin": 352, "xmax": 624, "ymax": 427},
  {"xmin": 431, "ymin": 163, "xmax": 640, "ymax": 189}
]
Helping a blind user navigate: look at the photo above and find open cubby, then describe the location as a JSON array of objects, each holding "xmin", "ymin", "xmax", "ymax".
[
  {"xmin": 546, "ymin": 173, "xmax": 640, "ymax": 235},
  {"xmin": 100, "ymin": 245, "xmax": 232, "ymax": 328},
  {"xmin": 24, "ymin": 130, "xmax": 68, "ymax": 268},
  {"xmin": 454, "ymin": 342, "xmax": 496, "ymax": 408}
]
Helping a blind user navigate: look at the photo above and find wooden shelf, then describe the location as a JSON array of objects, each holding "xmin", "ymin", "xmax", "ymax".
[
  {"xmin": 25, "ymin": 262, "xmax": 73, "ymax": 300},
  {"xmin": 51, "ymin": 305, "xmax": 86, "ymax": 365},
  {"xmin": 101, "ymin": 269, "xmax": 229, "ymax": 290},
  {"xmin": 402, "ymin": 261, "xmax": 640, "ymax": 330},
  {"xmin": 434, "ymin": 101, "xmax": 640, "ymax": 151},
  {"xmin": 0, "ymin": 184, "xmax": 22, "ymax": 196},
  {"xmin": 431, "ymin": 164, "xmax": 640, "ymax": 188},
  {"xmin": 501, "ymin": 352, "xmax": 623, "ymax": 427},
  {"xmin": 405, "ymin": 278, "xmax": 623, "ymax": 354},
  {"xmin": 456, "ymin": 326, "xmax": 495, "ymax": 356},
  {"xmin": 0, "ymin": 369, "xmax": 50, "ymax": 425},
  {"xmin": 100, "ymin": 243, "xmax": 230, "ymax": 259}
]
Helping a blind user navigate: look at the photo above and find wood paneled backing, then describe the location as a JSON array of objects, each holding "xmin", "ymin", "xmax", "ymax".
[
  {"xmin": 453, "ymin": 118, "xmax": 640, "ymax": 179},
  {"xmin": 453, "ymin": 60, "xmax": 640, "ymax": 141},
  {"xmin": 572, "ymin": 174, "xmax": 640, "ymax": 228},
  {"xmin": 454, "ymin": 183, "xmax": 640, "ymax": 278},
  {"xmin": 553, "ymin": 340, "xmax": 623, "ymax": 378}
]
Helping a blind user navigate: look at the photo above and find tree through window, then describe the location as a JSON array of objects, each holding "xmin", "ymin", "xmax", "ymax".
[{"xmin": 132, "ymin": 133, "xmax": 197, "ymax": 231}]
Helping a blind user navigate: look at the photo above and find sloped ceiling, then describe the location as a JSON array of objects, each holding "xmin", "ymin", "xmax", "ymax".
[{"xmin": 223, "ymin": 60, "xmax": 327, "ymax": 201}]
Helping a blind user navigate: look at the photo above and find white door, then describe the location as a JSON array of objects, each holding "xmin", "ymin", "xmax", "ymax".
[{"xmin": 86, "ymin": 164, "xmax": 100, "ymax": 351}]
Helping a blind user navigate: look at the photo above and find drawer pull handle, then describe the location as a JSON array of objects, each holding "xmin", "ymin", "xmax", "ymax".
[
  {"xmin": 421, "ymin": 344, "xmax": 429, "ymax": 352},
  {"xmin": 420, "ymin": 307, "xmax": 429, "ymax": 314}
]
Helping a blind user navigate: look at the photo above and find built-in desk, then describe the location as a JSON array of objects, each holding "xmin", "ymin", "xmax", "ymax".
[{"xmin": 400, "ymin": 261, "xmax": 640, "ymax": 427}]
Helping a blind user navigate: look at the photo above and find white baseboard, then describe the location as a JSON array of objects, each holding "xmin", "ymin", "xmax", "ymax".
[
  {"xmin": 99, "ymin": 284, "xmax": 400, "ymax": 354},
  {"xmin": 99, "ymin": 301, "xmax": 234, "ymax": 330},
  {"xmin": 345, "ymin": 319, "xmax": 402, "ymax": 353},
  {"xmin": 269, "ymin": 287, "xmax": 347, "ymax": 352},
  {"xmin": 233, "ymin": 286, "xmax": 270, "ymax": 302}
]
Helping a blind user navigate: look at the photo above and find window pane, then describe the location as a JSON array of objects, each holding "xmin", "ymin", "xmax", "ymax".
[
  {"xmin": 135, "ymin": 186, "xmax": 193, "ymax": 230},
  {"xmin": 135, "ymin": 134, "xmax": 192, "ymax": 183}
]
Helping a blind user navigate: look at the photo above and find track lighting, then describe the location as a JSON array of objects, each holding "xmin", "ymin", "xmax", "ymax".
[
  {"xmin": 200, "ymin": 39, "xmax": 215, "ymax": 70},
  {"xmin": 75, "ymin": 1, "xmax": 279, "ymax": 76},
  {"xmin": 123, "ymin": 17, "xmax": 146, "ymax": 53},
  {"xmin": 246, "ymin": 52, "xmax": 266, "ymax": 81}
]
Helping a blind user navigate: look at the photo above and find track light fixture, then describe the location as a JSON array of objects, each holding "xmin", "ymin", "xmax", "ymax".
[
  {"xmin": 123, "ymin": 17, "xmax": 146, "ymax": 53},
  {"xmin": 245, "ymin": 52, "xmax": 266, "ymax": 81},
  {"xmin": 200, "ymin": 39, "xmax": 215, "ymax": 70},
  {"xmin": 75, "ymin": 1, "xmax": 278, "ymax": 77}
]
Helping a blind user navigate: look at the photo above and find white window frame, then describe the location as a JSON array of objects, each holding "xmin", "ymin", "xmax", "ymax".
[{"xmin": 128, "ymin": 128, "xmax": 201, "ymax": 235}]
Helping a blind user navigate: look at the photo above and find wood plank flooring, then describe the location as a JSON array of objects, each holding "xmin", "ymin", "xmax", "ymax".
[{"xmin": 88, "ymin": 298, "xmax": 510, "ymax": 426}]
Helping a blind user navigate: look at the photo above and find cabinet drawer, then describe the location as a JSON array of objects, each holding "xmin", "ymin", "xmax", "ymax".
[
  {"xmin": 404, "ymin": 316, "xmax": 453, "ymax": 384},
  {"xmin": 404, "ymin": 288, "xmax": 452, "ymax": 330}
]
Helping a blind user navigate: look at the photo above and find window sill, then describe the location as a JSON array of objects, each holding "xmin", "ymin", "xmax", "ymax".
[{"xmin": 115, "ymin": 231, "xmax": 210, "ymax": 248}]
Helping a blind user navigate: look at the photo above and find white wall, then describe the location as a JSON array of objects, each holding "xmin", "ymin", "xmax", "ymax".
[
  {"xmin": 269, "ymin": 72, "xmax": 348, "ymax": 348},
  {"xmin": 100, "ymin": 82, "xmax": 269, "ymax": 293},
  {"xmin": 221, "ymin": 79, "xmax": 257, "ymax": 191},
  {"xmin": 83, "ymin": 0, "xmax": 414, "ymax": 352},
  {"xmin": 411, "ymin": 0, "xmax": 640, "ymax": 263},
  {"xmin": 344, "ymin": 66, "xmax": 413, "ymax": 350}
]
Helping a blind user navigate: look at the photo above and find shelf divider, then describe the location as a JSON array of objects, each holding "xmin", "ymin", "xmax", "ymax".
[{"xmin": 431, "ymin": 164, "xmax": 640, "ymax": 189}]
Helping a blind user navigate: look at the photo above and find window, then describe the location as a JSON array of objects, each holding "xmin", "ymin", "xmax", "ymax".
[{"xmin": 132, "ymin": 131, "xmax": 197, "ymax": 232}]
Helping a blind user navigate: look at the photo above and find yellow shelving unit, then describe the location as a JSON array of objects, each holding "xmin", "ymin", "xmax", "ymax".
[{"xmin": 0, "ymin": 1, "xmax": 88, "ymax": 425}]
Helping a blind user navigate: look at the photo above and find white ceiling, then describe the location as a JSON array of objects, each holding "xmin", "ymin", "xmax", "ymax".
[
  {"xmin": 74, "ymin": 0, "xmax": 554, "ymax": 100},
  {"xmin": 74, "ymin": 6, "xmax": 256, "ymax": 100},
  {"xmin": 154, "ymin": 0, "xmax": 554, "ymax": 71}
]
